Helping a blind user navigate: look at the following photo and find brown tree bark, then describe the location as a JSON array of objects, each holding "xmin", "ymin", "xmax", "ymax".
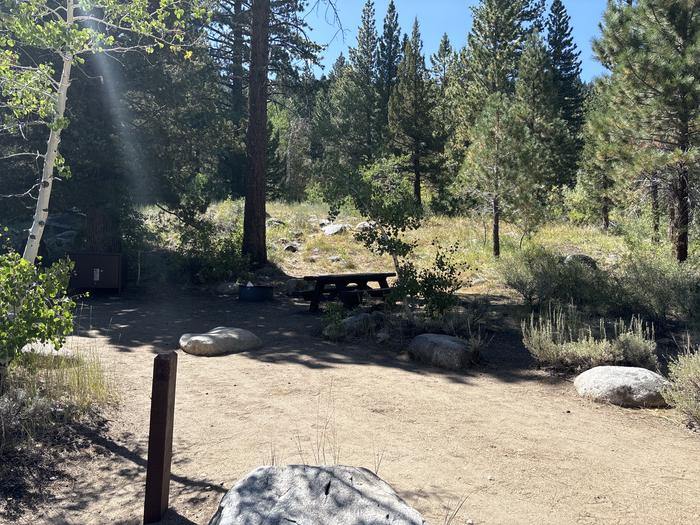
[
  {"xmin": 412, "ymin": 152, "xmax": 421, "ymax": 207},
  {"xmin": 602, "ymin": 200, "xmax": 610, "ymax": 232},
  {"xmin": 242, "ymin": 0, "xmax": 270, "ymax": 267},
  {"xmin": 493, "ymin": 196, "xmax": 501, "ymax": 258},
  {"xmin": 650, "ymin": 175, "xmax": 660, "ymax": 243},
  {"xmin": 672, "ymin": 165, "xmax": 689, "ymax": 262}
]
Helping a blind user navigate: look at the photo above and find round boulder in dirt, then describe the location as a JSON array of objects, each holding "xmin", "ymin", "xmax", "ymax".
[
  {"xmin": 179, "ymin": 327, "xmax": 262, "ymax": 357},
  {"xmin": 208, "ymin": 465, "xmax": 426, "ymax": 525},
  {"xmin": 407, "ymin": 334, "xmax": 477, "ymax": 371},
  {"xmin": 574, "ymin": 366, "xmax": 669, "ymax": 408}
]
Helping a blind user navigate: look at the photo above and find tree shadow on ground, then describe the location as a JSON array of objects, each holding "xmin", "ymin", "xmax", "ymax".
[{"xmin": 75, "ymin": 283, "xmax": 559, "ymax": 387}]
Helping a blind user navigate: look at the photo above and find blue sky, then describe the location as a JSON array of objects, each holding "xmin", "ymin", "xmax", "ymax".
[{"xmin": 307, "ymin": 0, "xmax": 608, "ymax": 81}]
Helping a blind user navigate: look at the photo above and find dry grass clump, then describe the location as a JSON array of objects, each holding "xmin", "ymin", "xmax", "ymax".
[
  {"xmin": 664, "ymin": 345, "xmax": 700, "ymax": 429},
  {"xmin": 521, "ymin": 305, "xmax": 657, "ymax": 372},
  {"xmin": 1, "ymin": 344, "xmax": 113, "ymax": 518}
]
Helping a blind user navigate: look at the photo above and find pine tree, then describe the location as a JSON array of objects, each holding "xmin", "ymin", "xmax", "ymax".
[
  {"xmin": 466, "ymin": 0, "xmax": 527, "ymax": 98},
  {"xmin": 457, "ymin": 0, "xmax": 534, "ymax": 140},
  {"xmin": 348, "ymin": 0, "xmax": 379, "ymax": 158},
  {"xmin": 431, "ymin": 33, "xmax": 455, "ymax": 125},
  {"xmin": 595, "ymin": 0, "xmax": 700, "ymax": 262},
  {"xmin": 513, "ymin": 32, "xmax": 563, "ymax": 235},
  {"xmin": 458, "ymin": 93, "xmax": 528, "ymax": 257},
  {"xmin": 388, "ymin": 20, "xmax": 442, "ymax": 207},
  {"xmin": 547, "ymin": 0, "xmax": 584, "ymax": 186},
  {"xmin": 377, "ymin": 0, "xmax": 402, "ymax": 145},
  {"xmin": 575, "ymin": 80, "xmax": 622, "ymax": 231}
]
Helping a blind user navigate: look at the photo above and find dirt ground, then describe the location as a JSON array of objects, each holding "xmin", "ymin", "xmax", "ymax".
[{"xmin": 14, "ymin": 288, "xmax": 700, "ymax": 525}]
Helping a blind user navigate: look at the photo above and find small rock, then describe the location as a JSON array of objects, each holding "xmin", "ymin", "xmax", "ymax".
[
  {"xmin": 284, "ymin": 242, "xmax": 301, "ymax": 253},
  {"xmin": 376, "ymin": 330, "xmax": 391, "ymax": 344},
  {"xmin": 355, "ymin": 221, "xmax": 373, "ymax": 232},
  {"xmin": 322, "ymin": 224, "xmax": 350, "ymax": 236},
  {"xmin": 328, "ymin": 255, "xmax": 342, "ymax": 263},
  {"xmin": 574, "ymin": 366, "xmax": 669, "ymax": 408}
]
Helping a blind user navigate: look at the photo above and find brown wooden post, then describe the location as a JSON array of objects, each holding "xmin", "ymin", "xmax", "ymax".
[{"xmin": 143, "ymin": 352, "xmax": 178, "ymax": 524}]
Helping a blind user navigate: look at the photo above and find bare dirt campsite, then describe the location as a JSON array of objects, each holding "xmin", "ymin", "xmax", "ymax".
[
  {"xmin": 4, "ymin": 0, "xmax": 700, "ymax": 524},
  {"xmin": 15, "ymin": 289, "xmax": 698, "ymax": 525}
]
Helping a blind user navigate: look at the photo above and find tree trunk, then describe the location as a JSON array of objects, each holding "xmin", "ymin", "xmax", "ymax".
[
  {"xmin": 672, "ymin": 165, "xmax": 689, "ymax": 263},
  {"xmin": 650, "ymin": 175, "xmax": 660, "ymax": 243},
  {"xmin": 492, "ymin": 196, "xmax": 500, "ymax": 258},
  {"xmin": 602, "ymin": 200, "xmax": 610, "ymax": 232},
  {"xmin": 23, "ymin": 2, "xmax": 75, "ymax": 264},
  {"xmin": 413, "ymin": 153, "xmax": 421, "ymax": 207},
  {"xmin": 242, "ymin": 0, "xmax": 270, "ymax": 267}
]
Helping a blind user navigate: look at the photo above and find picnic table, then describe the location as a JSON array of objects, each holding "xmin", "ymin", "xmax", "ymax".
[{"xmin": 303, "ymin": 272, "xmax": 396, "ymax": 312}]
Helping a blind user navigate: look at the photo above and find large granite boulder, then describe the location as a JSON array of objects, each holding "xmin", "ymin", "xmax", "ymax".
[
  {"xmin": 574, "ymin": 366, "xmax": 669, "ymax": 408},
  {"xmin": 407, "ymin": 334, "xmax": 477, "ymax": 371},
  {"xmin": 208, "ymin": 465, "xmax": 426, "ymax": 525},
  {"xmin": 179, "ymin": 327, "xmax": 262, "ymax": 357}
]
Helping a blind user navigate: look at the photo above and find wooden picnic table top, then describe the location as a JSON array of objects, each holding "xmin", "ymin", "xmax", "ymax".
[{"xmin": 303, "ymin": 272, "xmax": 396, "ymax": 282}]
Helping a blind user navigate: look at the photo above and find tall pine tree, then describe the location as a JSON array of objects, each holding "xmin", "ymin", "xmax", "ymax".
[
  {"xmin": 348, "ymin": 0, "xmax": 380, "ymax": 159},
  {"xmin": 595, "ymin": 0, "xmax": 700, "ymax": 262},
  {"xmin": 513, "ymin": 32, "xmax": 564, "ymax": 236},
  {"xmin": 388, "ymin": 20, "xmax": 442, "ymax": 207},
  {"xmin": 458, "ymin": 93, "xmax": 527, "ymax": 257},
  {"xmin": 547, "ymin": 0, "xmax": 584, "ymax": 187},
  {"xmin": 377, "ymin": 0, "xmax": 402, "ymax": 147}
]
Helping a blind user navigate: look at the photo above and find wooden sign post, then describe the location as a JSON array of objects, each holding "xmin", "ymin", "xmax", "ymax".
[{"xmin": 143, "ymin": 352, "xmax": 178, "ymax": 524}]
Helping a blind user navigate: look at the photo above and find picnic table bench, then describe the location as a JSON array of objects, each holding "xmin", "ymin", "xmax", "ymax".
[{"xmin": 303, "ymin": 272, "xmax": 396, "ymax": 312}]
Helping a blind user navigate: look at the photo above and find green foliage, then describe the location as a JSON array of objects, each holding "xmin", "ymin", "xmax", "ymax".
[
  {"xmin": 353, "ymin": 157, "xmax": 422, "ymax": 265},
  {"xmin": 500, "ymin": 242, "xmax": 700, "ymax": 323},
  {"xmin": 594, "ymin": 0, "xmax": 700, "ymax": 261},
  {"xmin": 615, "ymin": 248, "xmax": 700, "ymax": 322},
  {"xmin": 664, "ymin": 345, "xmax": 700, "ymax": 428},
  {"xmin": 347, "ymin": 0, "xmax": 380, "ymax": 157},
  {"xmin": 458, "ymin": 92, "xmax": 546, "ymax": 252},
  {"xmin": 387, "ymin": 20, "xmax": 444, "ymax": 205},
  {"xmin": 140, "ymin": 202, "xmax": 249, "ymax": 285},
  {"xmin": 413, "ymin": 244, "xmax": 462, "ymax": 318},
  {"xmin": 377, "ymin": 0, "xmax": 402, "ymax": 142},
  {"xmin": 574, "ymin": 78, "xmax": 624, "ymax": 229},
  {"xmin": 546, "ymin": 0, "xmax": 584, "ymax": 185},
  {"xmin": 0, "ymin": 252, "xmax": 75, "ymax": 371},
  {"xmin": 498, "ymin": 245, "xmax": 614, "ymax": 311},
  {"xmin": 522, "ymin": 306, "xmax": 657, "ymax": 372}
]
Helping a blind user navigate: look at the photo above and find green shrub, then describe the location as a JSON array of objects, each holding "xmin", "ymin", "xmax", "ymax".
[
  {"xmin": 664, "ymin": 346, "xmax": 700, "ymax": 428},
  {"xmin": 321, "ymin": 303, "xmax": 347, "ymax": 341},
  {"xmin": 0, "ymin": 253, "xmax": 75, "ymax": 384},
  {"xmin": 614, "ymin": 249, "xmax": 700, "ymax": 322},
  {"xmin": 499, "ymin": 245, "xmax": 563, "ymax": 306},
  {"xmin": 499, "ymin": 245, "xmax": 612, "ymax": 311},
  {"xmin": 419, "ymin": 244, "xmax": 462, "ymax": 318},
  {"xmin": 522, "ymin": 305, "xmax": 657, "ymax": 372}
]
